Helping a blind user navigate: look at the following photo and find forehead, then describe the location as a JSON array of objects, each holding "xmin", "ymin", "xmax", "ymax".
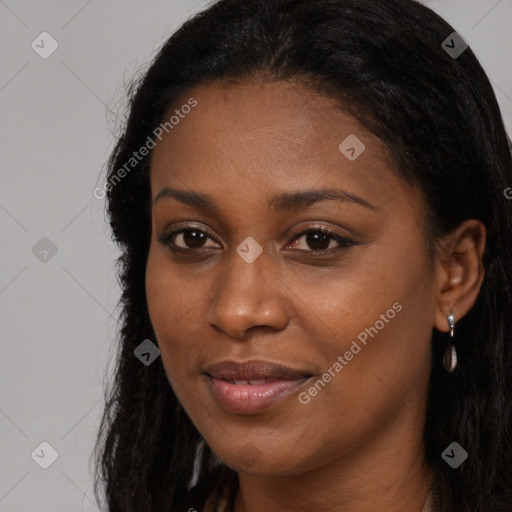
[{"xmin": 149, "ymin": 79, "xmax": 418, "ymax": 216}]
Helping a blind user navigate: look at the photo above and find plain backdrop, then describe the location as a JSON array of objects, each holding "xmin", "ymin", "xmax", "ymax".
[{"xmin": 1, "ymin": 0, "xmax": 511, "ymax": 510}]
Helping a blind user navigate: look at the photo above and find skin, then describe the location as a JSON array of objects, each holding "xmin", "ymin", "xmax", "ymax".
[{"xmin": 145, "ymin": 79, "xmax": 486, "ymax": 512}]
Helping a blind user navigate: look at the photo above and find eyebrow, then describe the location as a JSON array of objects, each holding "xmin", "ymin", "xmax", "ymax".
[{"xmin": 153, "ymin": 187, "xmax": 376, "ymax": 213}]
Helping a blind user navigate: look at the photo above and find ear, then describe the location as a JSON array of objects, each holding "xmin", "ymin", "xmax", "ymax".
[{"xmin": 433, "ymin": 219, "xmax": 486, "ymax": 333}]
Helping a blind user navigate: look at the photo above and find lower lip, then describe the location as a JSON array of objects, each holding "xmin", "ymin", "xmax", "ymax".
[{"xmin": 207, "ymin": 376, "xmax": 311, "ymax": 414}]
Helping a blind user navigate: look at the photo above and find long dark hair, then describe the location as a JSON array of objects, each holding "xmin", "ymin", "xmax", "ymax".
[{"xmin": 93, "ymin": 1, "xmax": 512, "ymax": 510}]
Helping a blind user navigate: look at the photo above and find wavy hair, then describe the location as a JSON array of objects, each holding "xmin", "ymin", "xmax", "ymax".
[{"xmin": 93, "ymin": 0, "xmax": 512, "ymax": 510}]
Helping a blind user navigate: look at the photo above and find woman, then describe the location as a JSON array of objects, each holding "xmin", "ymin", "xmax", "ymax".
[{"xmin": 93, "ymin": 0, "xmax": 512, "ymax": 511}]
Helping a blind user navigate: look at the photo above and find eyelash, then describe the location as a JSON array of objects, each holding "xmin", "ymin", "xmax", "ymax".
[{"xmin": 157, "ymin": 225, "xmax": 357, "ymax": 255}]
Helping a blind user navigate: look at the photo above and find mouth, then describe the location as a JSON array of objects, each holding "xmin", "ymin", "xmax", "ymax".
[
  {"xmin": 204, "ymin": 359, "xmax": 314, "ymax": 414},
  {"xmin": 219, "ymin": 378, "xmax": 288, "ymax": 385},
  {"xmin": 204, "ymin": 359, "xmax": 312, "ymax": 381}
]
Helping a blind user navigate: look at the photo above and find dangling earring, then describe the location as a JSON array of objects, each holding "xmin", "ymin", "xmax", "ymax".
[{"xmin": 443, "ymin": 313, "xmax": 457, "ymax": 372}]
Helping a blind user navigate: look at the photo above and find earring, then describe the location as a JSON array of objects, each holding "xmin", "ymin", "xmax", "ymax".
[{"xmin": 443, "ymin": 313, "xmax": 457, "ymax": 372}]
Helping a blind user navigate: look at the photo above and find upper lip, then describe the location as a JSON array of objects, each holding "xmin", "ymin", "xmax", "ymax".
[{"xmin": 204, "ymin": 359, "xmax": 312, "ymax": 381}]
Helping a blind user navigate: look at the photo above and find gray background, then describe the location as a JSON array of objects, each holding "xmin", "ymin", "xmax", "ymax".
[{"xmin": 1, "ymin": 1, "xmax": 511, "ymax": 510}]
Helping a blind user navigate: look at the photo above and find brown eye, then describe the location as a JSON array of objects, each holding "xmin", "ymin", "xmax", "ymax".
[
  {"xmin": 158, "ymin": 228, "xmax": 219, "ymax": 250},
  {"xmin": 289, "ymin": 228, "xmax": 355, "ymax": 252},
  {"xmin": 179, "ymin": 229, "xmax": 207, "ymax": 248},
  {"xmin": 304, "ymin": 231, "xmax": 331, "ymax": 251}
]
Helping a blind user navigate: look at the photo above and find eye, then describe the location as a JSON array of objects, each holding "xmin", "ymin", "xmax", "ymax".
[
  {"xmin": 158, "ymin": 227, "xmax": 220, "ymax": 250},
  {"xmin": 158, "ymin": 225, "xmax": 357, "ymax": 254},
  {"xmin": 287, "ymin": 227, "xmax": 356, "ymax": 252}
]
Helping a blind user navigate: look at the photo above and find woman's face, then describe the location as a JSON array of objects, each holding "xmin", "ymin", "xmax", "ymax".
[{"xmin": 146, "ymin": 80, "xmax": 439, "ymax": 476}]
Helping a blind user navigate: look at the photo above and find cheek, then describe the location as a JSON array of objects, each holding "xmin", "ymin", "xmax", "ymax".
[
  {"xmin": 145, "ymin": 249, "xmax": 205, "ymax": 383},
  {"xmin": 288, "ymin": 276, "xmax": 435, "ymax": 465},
  {"xmin": 293, "ymin": 238, "xmax": 435, "ymax": 400}
]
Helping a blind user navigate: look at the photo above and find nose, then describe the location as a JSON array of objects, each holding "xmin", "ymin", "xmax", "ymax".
[{"xmin": 207, "ymin": 246, "xmax": 289, "ymax": 338}]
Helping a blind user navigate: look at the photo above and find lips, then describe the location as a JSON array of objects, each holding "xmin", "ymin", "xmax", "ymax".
[
  {"xmin": 204, "ymin": 359, "xmax": 313, "ymax": 414},
  {"xmin": 204, "ymin": 359, "xmax": 311, "ymax": 381}
]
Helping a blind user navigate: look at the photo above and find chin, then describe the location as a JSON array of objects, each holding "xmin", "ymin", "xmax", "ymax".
[{"xmin": 210, "ymin": 441, "xmax": 318, "ymax": 477}]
